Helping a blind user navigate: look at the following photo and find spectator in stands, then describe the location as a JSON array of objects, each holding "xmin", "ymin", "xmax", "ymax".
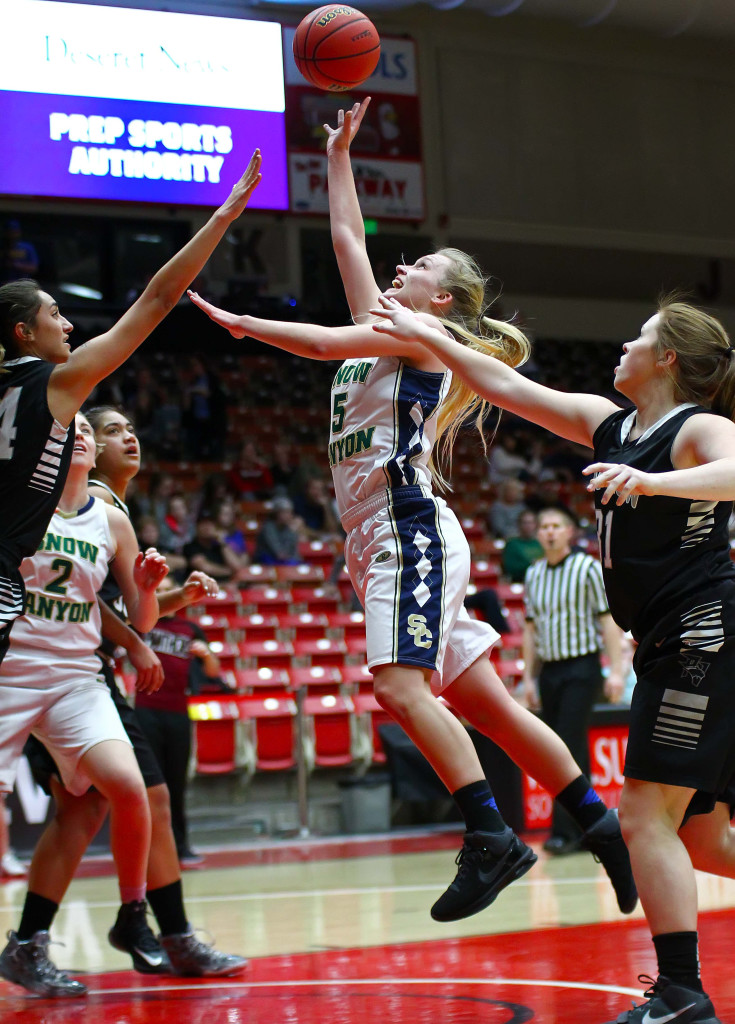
[
  {"xmin": 149, "ymin": 384, "xmax": 184, "ymax": 460},
  {"xmin": 183, "ymin": 511, "xmax": 249, "ymax": 584},
  {"xmin": 182, "ymin": 356, "xmax": 227, "ymax": 461},
  {"xmin": 226, "ymin": 440, "xmax": 274, "ymax": 500},
  {"xmin": 488, "ymin": 478, "xmax": 528, "ymax": 539},
  {"xmin": 501, "ymin": 510, "xmax": 544, "ymax": 583},
  {"xmin": 254, "ymin": 497, "xmax": 303, "ymax": 565},
  {"xmin": 138, "ymin": 471, "xmax": 176, "ymax": 527},
  {"xmin": 136, "ymin": 575, "xmax": 227, "ymax": 867},
  {"xmin": 270, "ymin": 439, "xmax": 299, "ymax": 497},
  {"xmin": 138, "ymin": 518, "xmax": 188, "ymax": 584},
  {"xmin": 291, "ymin": 476, "xmax": 341, "ymax": 541},
  {"xmin": 215, "ymin": 498, "xmax": 249, "ymax": 559},
  {"xmin": 487, "ymin": 432, "xmax": 529, "ymax": 484},
  {"xmin": 158, "ymin": 494, "xmax": 194, "ymax": 559},
  {"xmin": 1, "ymin": 219, "xmax": 39, "ymax": 284}
]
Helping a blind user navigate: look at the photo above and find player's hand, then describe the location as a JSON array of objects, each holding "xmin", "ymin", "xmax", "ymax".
[
  {"xmin": 584, "ymin": 462, "xmax": 658, "ymax": 506},
  {"xmin": 129, "ymin": 641, "xmax": 165, "ymax": 694},
  {"xmin": 187, "ymin": 291, "xmax": 248, "ymax": 338},
  {"xmin": 219, "ymin": 149, "xmax": 262, "ymax": 221},
  {"xmin": 189, "ymin": 639, "xmax": 209, "ymax": 660},
  {"xmin": 134, "ymin": 548, "xmax": 170, "ymax": 590},
  {"xmin": 369, "ymin": 294, "xmax": 427, "ymax": 341},
  {"xmin": 604, "ymin": 672, "xmax": 625, "ymax": 704},
  {"xmin": 182, "ymin": 571, "xmax": 219, "ymax": 605},
  {"xmin": 324, "ymin": 97, "xmax": 371, "ymax": 156}
]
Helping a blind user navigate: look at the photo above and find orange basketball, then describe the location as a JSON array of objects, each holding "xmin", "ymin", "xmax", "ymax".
[{"xmin": 292, "ymin": 5, "xmax": 381, "ymax": 92}]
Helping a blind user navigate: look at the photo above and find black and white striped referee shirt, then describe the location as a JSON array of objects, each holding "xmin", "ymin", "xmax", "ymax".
[{"xmin": 524, "ymin": 548, "xmax": 609, "ymax": 662}]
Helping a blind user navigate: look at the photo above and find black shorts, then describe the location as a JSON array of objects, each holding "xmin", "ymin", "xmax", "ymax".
[
  {"xmin": 25, "ymin": 657, "xmax": 166, "ymax": 794},
  {"xmin": 627, "ymin": 584, "xmax": 735, "ymax": 803}
]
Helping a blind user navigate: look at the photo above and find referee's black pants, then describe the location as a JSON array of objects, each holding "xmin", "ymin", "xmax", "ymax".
[{"xmin": 538, "ymin": 652, "xmax": 603, "ymax": 841}]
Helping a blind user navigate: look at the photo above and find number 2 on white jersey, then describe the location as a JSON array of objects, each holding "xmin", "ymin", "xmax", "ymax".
[{"xmin": 0, "ymin": 387, "xmax": 21, "ymax": 460}]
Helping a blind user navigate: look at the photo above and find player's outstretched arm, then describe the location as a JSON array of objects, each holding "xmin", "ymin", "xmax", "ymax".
[
  {"xmin": 187, "ymin": 290, "xmax": 445, "ymax": 371},
  {"xmin": 370, "ymin": 294, "xmax": 618, "ymax": 447},
  {"xmin": 585, "ymin": 414, "xmax": 735, "ymax": 503},
  {"xmin": 324, "ymin": 98, "xmax": 381, "ymax": 320},
  {"xmin": 47, "ymin": 151, "xmax": 263, "ymax": 427},
  {"xmin": 107, "ymin": 505, "xmax": 167, "ymax": 633}
]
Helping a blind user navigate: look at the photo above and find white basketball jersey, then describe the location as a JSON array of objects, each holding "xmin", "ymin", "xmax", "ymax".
[
  {"xmin": 329, "ymin": 356, "xmax": 451, "ymax": 517},
  {"xmin": 11, "ymin": 496, "xmax": 115, "ymax": 663}
]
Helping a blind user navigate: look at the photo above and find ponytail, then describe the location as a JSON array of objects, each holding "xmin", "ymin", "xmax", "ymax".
[{"xmin": 428, "ymin": 248, "xmax": 530, "ymax": 490}]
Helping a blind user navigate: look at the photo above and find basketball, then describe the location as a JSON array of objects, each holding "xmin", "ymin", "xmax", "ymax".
[{"xmin": 292, "ymin": 5, "xmax": 381, "ymax": 92}]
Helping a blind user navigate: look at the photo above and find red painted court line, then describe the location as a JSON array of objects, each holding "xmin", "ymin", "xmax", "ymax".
[{"xmin": 3, "ymin": 910, "xmax": 734, "ymax": 1023}]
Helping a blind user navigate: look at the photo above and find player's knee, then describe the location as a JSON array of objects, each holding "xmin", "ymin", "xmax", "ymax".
[{"xmin": 147, "ymin": 782, "xmax": 172, "ymax": 827}]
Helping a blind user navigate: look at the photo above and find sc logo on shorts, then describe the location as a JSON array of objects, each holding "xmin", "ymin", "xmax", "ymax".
[{"xmin": 407, "ymin": 613, "xmax": 433, "ymax": 649}]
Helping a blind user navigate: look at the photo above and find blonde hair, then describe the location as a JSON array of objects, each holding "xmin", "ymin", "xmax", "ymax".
[
  {"xmin": 429, "ymin": 247, "xmax": 530, "ymax": 490},
  {"xmin": 656, "ymin": 295, "xmax": 735, "ymax": 421}
]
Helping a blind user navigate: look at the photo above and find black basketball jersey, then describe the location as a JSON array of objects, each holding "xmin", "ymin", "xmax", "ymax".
[
  {"xmin": 88, "ymin": 477, "xmax": 129, "ymax": 657},
  {"xmin": 0, "ymin": 357, "xmax": 75, "ymax": 567},
  {"xmin": 592, "ymin": 404, "xmax": 735, "ymax": 640}
]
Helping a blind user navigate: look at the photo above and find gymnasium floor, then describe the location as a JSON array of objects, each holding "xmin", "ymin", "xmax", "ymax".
[{"xmin": 2, "ymin": 829, "xmax": 735, "ymax": 1023}]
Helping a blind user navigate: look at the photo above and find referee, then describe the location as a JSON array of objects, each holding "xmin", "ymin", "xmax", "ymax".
[{"xmin": 521, "ymin": 506, "xmax": 624, "ymax": 855}]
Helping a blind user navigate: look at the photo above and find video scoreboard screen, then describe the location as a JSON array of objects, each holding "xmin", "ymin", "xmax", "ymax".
[{"xmin": 0, "ymin": 1, "xmax": 289, "ymax": 209}]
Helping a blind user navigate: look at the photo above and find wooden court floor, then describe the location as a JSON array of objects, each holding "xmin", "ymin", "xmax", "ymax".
[{"xmin": 2, "ymin": 830, "xmax": 735, "ymax": 1023}]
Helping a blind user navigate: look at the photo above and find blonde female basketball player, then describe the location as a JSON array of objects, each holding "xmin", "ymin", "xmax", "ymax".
[
  {"xmin": 0, "ymin": 412, "xmax": 166, "ymax": 997},
  {"xmin": 370, "ymin": 293, "xmax": 735, "ymax": 1024},
  {"xmin": 188, "ymin": 99, "xmax": 636, "ymax": 925}
]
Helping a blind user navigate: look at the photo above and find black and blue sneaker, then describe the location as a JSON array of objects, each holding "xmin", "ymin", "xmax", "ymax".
[{"xmin": 431, "ymin": 827, "xmax": 537, "ymax": 922}]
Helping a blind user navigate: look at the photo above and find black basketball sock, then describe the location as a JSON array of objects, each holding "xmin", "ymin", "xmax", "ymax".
[
  {"xmin": 452, "ymin": 780, "xmax": 507, "ymax": 834},
  {"xmin": 146, "ymin": 880, "xmax": 189, "ymax": 937},
  {"xmin": 17, "ymin": 891, "xmax": 59, "ymax": 941},
  {"xmin": 555, "ymin": 775, "xmax": 606, "ymax": 831},
  {"xmin": 653, "ymin": 931, "xmax": 704, "ymax": 992}
]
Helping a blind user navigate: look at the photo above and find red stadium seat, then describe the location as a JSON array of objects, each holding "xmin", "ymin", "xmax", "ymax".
[
  {"xmin": 324, "ymin": 611, "xmax": 366, "ymax": 639},
  {"xmin": 470, "ymin": 559, "xmax": 500, "ymax": 584},
  {"xmin": 238, "ymin": 696, "xmax": 298, "ymax": 771},
  {"xmin": 298, "ymin": 540, "xmax": 338, "ymax": 569},
  {"xmin": 231, "ymin": 668, "xmax": 292, "ymax": 695},
  {"xmin": 225, "ymin": 614, "xmax": 280, "ymax": 642},
  {"xmin": 303, "ymin": 694, "xmax": 355, "ymax": 768},
  {"xmin": 188, "ymin": 698, "xmax": 255, "ymax": 776},
  {"xmin": 239, "ymin": 587, "xmax": 294, "ymax": 614},
  {"xmin": 339, "ymin": 664, "xmax": 373, "ymax": 692},
  {"xmin": 289, "ymin": 666, "xmax": 343, "ymax": 695},
  {"xmin": 345, "ymin": 635, "xmax": 368, "ymax": 658},
  {"xmin": 274, "ymin": 564, "xmax": 325, "ymax": 585},
  {"xmin": 236, "ymin": 564, "xmax": 278, "ymax": 585},
  {"xmin": 290, "ymin": 587, "xmax": 341, "ymax": 613},
  {"xmin": 198, "ymin": 589, "xmax": 241, "ymax": 615},
  {"xmin": 277, "ymin": 612, "xmax": 331, "ymax": 640},
  {"xmin": 205, "ymin": 641, "xmax": 241, "ymax": 671},
  {"xmin": 496, "ymin": 582, "xmax": 526, "ymax": 611},
  {"xmin": 352, "ymin": 692, "xmax": 392, "ymax": 765},
  {"xmin": 194, "ymin": 614, "xmax": 231, "ymax": 643},
  {"xmin": 293, "ymin": 637, "xmax": 349, "ymax": 667},
  {"xmin": 237, "ymin": 639, "xmax": 295, "ymax": 669}
]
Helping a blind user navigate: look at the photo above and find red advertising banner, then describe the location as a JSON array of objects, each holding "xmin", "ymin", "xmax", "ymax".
[
  {"xmin": 522, "ymin": 723, "xmax": 628, "ymax": 831},
  {"xmin": 283, "ymin": 30, "xmax": 424, "ymax": 220}
]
